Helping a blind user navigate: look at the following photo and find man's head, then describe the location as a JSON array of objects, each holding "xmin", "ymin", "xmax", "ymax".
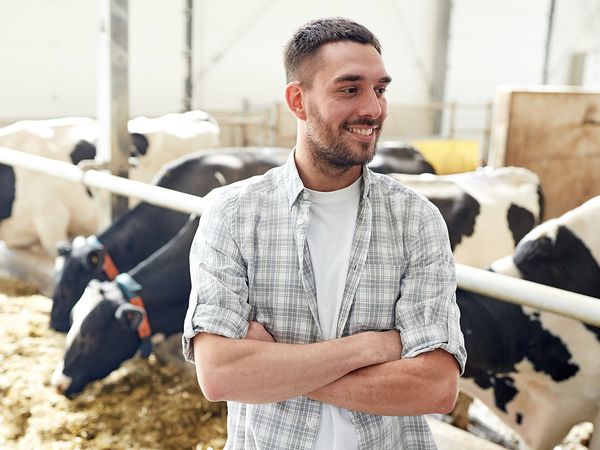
[
  {"xmin": 284, "ymin": 18, "xmax": 390, "ymax": 176},
  {"xmin": 284, "ymin": 17, "xmax": 382, "ymax": 87}
]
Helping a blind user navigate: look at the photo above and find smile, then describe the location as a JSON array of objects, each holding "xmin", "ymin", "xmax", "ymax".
[{"xmin": 347, "ymin": 127, "xmax": 376, "ymax": 136}]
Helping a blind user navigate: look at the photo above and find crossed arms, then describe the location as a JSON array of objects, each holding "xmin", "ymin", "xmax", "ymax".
[{"xmin": 192, "ymin": 322, "xmax": 459, "ymax": 416}]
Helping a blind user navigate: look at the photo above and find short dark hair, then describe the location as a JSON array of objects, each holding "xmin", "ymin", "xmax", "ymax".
[{"xmin": 284, "ymin": 17, "xmax": 382, "ymax": 86}]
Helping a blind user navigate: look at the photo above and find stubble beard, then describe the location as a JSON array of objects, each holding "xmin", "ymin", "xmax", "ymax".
[{"xmin": 305, "ymin": 107, "xmax": 381, "ymax": 176}]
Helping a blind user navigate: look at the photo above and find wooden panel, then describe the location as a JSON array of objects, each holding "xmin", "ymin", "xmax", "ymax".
[{"xmin": 489, "ymin": 87, "xmax": 600, "ymax": 219}]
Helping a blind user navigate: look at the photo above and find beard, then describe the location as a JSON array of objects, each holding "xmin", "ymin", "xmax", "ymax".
[{"xmin": 305, "ymin": 105, "xmax": 382, "ymax": 173}]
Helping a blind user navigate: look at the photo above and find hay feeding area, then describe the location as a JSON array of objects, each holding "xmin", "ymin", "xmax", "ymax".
[{"xmin": 0, "ymin": 277, "xmax": 227, "ymax": 450}]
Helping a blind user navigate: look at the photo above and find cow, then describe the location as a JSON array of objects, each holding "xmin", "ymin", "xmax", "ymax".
[
  {"xmin": 390, "ymin": 166, "xmax": 543, "ymax": 268},
  {"xmin": 50, "ymin": 148, "xmax": 291, "ymax": 332},
  {"xmin": 458, "ymin": 195, "xmax": 600, "ymax": 449},
  {"xmin": 50, "ymin": 146, "xmax": 444, "ymax": 332},
  {"xmin": 51, "ymin": 165, "xmax": 544, "ymax": 396},
  {"xmin": 370, "ymin": 142, "xmax": 435, "ymax": 174},
  {"xmin": 51, "ymin": 216, "xmax": 199, "ymax": 397},
  {"xmin": 0, "ymin": 111, "xmax": 219, "ymax": 256}
]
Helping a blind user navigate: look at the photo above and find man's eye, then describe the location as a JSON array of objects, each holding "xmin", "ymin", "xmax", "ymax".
[
  {"xmin": 375, "ymin": 87, "xmax": 387, "ymax": 95},
  {"xmin": 342, "ymin": 87, "xmax": 358, "ymax": 94}
]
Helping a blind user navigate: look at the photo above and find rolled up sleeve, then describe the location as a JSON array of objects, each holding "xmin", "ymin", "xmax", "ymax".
[
  {"xmin": 182, "ymin": 196, "xmax": 251, "ymax": 363},
  {"xmin": 396, "ymin": 201, "xmax": 467, "ymax": 374}
]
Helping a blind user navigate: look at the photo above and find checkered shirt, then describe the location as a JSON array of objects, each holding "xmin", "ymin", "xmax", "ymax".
[{"xmin": 183, "ymin": 151, "xmax": 467, "ymax": 450}]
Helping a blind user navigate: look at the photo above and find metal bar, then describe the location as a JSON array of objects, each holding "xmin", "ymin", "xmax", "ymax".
[
  {"xmin": 431, "ymin": 0, "xmax": 452, "ymax": 134},
  {"xmin": 183, "ymin": 0, "xmax": 194, "ymax": 111},
  {"xmin": 2, "ymin": 146, "xmax": 600, "ymax": 325},
  {"xmin": 456, "ymin": 264, "xmax": 600, "ymax": 327},
  {"xmin": 97, "ymin": 0, "xmax": 130, "ymax": 220},
  {"xmin": 542, "ymin": 0, "xmax": 557, "ymax": 84},
  {"xmin": 0, "ymin": 147, "xmax": 207, "ymax": 216}
]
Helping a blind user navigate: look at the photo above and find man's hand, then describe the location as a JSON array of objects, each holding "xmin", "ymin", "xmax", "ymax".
[
  {"xmin": 245, "ymin": 321, "xmax": 275, "ymax": 342},
  {"xmin": 366, "ymin": 330, "xmax": 402, "ymax": 363}
]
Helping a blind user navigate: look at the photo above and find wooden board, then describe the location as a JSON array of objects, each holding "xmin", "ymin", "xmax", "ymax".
[{"xmin": 489, "ymin": 87, "xmax": 600, "ymax": 219}]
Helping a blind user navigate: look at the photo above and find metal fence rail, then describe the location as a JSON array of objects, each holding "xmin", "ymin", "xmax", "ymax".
[{"xmin": 1, "ymin": 146, "xmax": 599, "ymax": 326}]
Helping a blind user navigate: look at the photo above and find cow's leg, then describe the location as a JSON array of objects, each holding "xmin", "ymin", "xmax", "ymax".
[{"xmin": 34, "ymin": 204, "xmax": 70, "ymax": 257}]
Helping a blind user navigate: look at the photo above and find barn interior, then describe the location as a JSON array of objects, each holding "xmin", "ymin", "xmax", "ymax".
[{"xmin": 1, "ymin": 1, "xmax": 599, "ymax": 449}]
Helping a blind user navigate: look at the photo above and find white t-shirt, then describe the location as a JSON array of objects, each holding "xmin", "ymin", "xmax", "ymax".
[{"xmin": 306, "ymin": 176, "xmax": 361, "ymax": 450}]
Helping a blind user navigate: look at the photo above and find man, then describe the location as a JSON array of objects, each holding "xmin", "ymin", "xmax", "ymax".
[{"xmin": 183, "ymin": 17, "xmax": 466, "ymax": 450}]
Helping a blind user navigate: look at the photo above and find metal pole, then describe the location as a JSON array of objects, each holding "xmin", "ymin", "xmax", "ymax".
[
  {"xmin": 97, "ymin": 0, "xmax": 130, "ymax": 221},
  {"xmin": 431, "ymin": 0, "xmax": 452, "ymax": 135},
  {"xmin": 542, "ymin": 0, "xmax": 556, "ymax": 84},
  {"xmin": 183, "ymin": 0, "xmax": 194, "ymax": 112},
  {"xmin": 456, "ymin": 264, "xmax": 600, "ymax": 327},
  {"xmin": 0, "ymin": 147, "xmax": 207, "ymax": 216},
  {"xmin": 3, "ymin": 147, "xmax": 600, "ymax": 327}
]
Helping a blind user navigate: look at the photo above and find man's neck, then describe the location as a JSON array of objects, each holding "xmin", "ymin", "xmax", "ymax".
[{"xmin": 294, "ymin": 146, "xmax": 362, "ymax": 192}]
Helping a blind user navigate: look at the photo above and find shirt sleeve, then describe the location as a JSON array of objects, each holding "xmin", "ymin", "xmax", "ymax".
[
  {"xmin": 182, "ymin": 195, "xmax": 252, "ymax": 363},
  {"xmin": 395, "ymin": 200, "xmax": 467, "ymax": 374}
]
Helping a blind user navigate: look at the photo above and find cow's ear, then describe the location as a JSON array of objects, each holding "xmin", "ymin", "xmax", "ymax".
[
  {"xmin": 114, "ymin": 303, "xmax": 145, "ymax": 331},
  {"xmin": 130, "ymin": 133, "xmax": 149, "ymax": 157},
  {"xmin": 56, "ymin": 240, "xmax": 72, "ymax": 257}
]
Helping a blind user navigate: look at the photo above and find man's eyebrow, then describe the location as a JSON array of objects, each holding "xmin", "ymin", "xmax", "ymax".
[{"xmin": 333, "ymin": 74, "xmax": 392, "ymax": 84}]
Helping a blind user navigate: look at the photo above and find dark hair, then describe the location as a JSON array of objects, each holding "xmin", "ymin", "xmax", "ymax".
[{"xmin": 284, "ymin": 17, "xmax": 382, "ymax": 86}]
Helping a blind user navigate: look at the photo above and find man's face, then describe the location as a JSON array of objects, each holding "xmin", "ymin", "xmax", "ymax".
[{"xmin": 302, "ymin": 41, "xmax": 391, "ymax": 170}]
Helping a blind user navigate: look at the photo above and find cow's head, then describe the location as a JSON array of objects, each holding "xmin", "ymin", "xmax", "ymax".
[
  {"xmin": 51, "ymin": 280, "xmax": 144, "ymax": 397},
  {"xmin": 51, "ymin": 236, "xmax": 109, "ymax": 332},
  {"xmin": 492, "ymin": 196, "xmax": 600, "ymax": 298}
]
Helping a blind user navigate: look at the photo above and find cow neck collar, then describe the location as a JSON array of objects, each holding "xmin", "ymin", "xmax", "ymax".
[
  {"xmin": 103, "ymin": 251, "xmax": 120, "ymax": 280},
  {"xmin": 114, "ymin": 273, "xmax": 153, "ymax": 357}
]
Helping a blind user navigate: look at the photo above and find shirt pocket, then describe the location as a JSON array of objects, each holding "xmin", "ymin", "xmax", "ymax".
[{"xmin": 346, "ymin": 262, "xmax": 406, "ymax": 333}]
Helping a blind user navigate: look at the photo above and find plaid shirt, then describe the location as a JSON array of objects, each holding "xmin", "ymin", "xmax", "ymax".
[{"xmin": 183, "ymin": 151, "xmax": 466, "ymax": 450}]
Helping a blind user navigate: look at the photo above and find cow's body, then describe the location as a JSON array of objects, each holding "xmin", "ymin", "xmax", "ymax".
[
  {"xmin": 391, "ymin": 166, "xmax": 543, "ymax": 268},
  {"xmin": 459, "ymin": 196, "xmax": 600, "ymax": 449},
  {"xmin": 52, "ymin": 163, "xmax": 545, "ymax": 397},
  {"xmin": 0, "ymin": 112, "xmax": 219, "ymax": 255},
  {"xmin": 370, "ymin": 143, "xmax": 435, "ymax": 175},
  {"xmin": 50, "ymin": 147, "xmax": 291, "ymax": 331}
]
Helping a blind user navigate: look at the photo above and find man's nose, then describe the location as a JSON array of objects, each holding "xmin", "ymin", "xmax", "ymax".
[{"xmin": 358, "ymin": 90, "xmax": 383, "ymax": 119}]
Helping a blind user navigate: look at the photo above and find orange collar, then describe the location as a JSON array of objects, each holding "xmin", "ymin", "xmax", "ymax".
[{"xmin": 103, "ymin": 252, "xmax": 120, "ymax": 280}]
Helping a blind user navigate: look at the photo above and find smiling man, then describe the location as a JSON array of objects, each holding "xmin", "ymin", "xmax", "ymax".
[{"xmin": 183, "ymin": 17, "xmax": 466, "ymax": 450}]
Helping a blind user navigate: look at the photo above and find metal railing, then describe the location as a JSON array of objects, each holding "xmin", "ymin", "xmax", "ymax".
[{"xmin": 1, "ymin": 146, "xmax": 599, "ymax": 326}]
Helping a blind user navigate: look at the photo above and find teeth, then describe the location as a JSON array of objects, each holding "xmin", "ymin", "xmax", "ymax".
[{"xmin": 348, "ymin": 127, "xmax": 374, "ymax": 136}]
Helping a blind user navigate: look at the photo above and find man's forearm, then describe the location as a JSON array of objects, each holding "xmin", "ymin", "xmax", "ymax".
[
  {"xmin": 305, "ymin": 349, "xmax": 460, "ymax": 416},
  {"xmin": 193, "ymin": 330, "xmax": 400, "ymax": 404}
]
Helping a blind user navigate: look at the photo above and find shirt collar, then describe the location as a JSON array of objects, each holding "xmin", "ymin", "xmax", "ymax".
[{"xmin": 281, "ymin": 148, "xmax": 373, "ymax": 208}]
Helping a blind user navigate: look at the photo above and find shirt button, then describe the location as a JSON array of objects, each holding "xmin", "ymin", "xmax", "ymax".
[
  {"xmin": 302, "ymin": 192, "xmax": 309, "ymax": 200},
  {"xmin": 297, "ymin": 218, "xmax": 304, "ymax": 225}
]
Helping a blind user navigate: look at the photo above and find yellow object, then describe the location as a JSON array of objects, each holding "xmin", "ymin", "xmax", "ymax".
[{"xmin": 410, "ymin": 139, "xmax": 480, "ymax": 174}]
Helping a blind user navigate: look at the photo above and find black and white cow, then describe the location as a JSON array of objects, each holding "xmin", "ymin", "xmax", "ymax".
[
  {"xmin": 370, "ymin": 142, "xmax": 435, "ymax": 175},
  {"xmin": 51, "ymin": 164, "xmax": 544, "ymax": 396},
  {"xmin": 0, "ymin": 112, "xmax": 219, "ymax": 255},
  {"xmin": 51, "ymin": 148, "xmax": 291, "ymax": 332},
  {"xmin": 391, "ymin": 166, "xmax": 543, "ymax": 268},
  {"xmin": 459, "ymin": 195, "xmax": 600, "ymax": 449},
  {"xmin": 52, "ymin": 216, "xmax": 199, "ymax": 397}
]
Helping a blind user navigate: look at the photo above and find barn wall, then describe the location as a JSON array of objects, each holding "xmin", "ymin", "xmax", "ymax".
[
  {"xmin": 0, "ymin": 0, "xmax": 598, "ymax": 139},
  {"xmin": 444, "ymin": 0, "xmax": 600, "ymax": 144}
]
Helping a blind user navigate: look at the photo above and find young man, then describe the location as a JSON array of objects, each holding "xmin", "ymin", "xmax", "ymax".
[{"xmin": 183, "ymin": 17, "xmax": 466, "ymax": 450}]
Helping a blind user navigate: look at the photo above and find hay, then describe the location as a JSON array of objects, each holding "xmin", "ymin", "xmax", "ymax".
[{"xmin": 0, "ymin": 285, "xmax": 227, "ymax": 450}]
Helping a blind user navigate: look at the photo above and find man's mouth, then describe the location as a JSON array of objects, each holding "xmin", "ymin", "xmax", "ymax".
[{"xmin": 347, "ymin": 126, "xmax": 378, "ymax": 137}]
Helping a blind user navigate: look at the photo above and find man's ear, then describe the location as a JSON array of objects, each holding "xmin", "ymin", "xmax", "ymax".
[{"xmin": 285, "ymin": 81, "xmax": 306, "ymax": 121}]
